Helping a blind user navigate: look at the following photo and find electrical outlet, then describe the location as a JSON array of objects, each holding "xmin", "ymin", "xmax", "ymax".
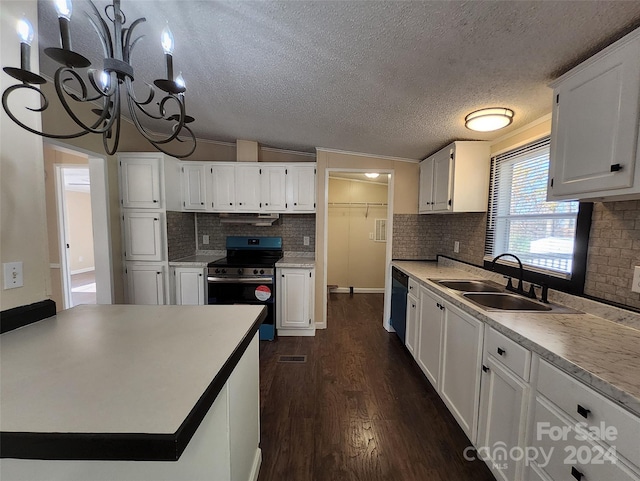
[
  {"xmin": 202, "ymin": 235, "xmax": 209, "ymax": 245},
  {"xmin": 369, "ymin": 232, "xmax": 374, "ymax": 240},
  {"xmin": 632, "ymin": 266, "xmax": 640, "ymax": 293},
  {"xmin": 3, "ymin": 261, "xmax": 23, "ymax": 289},
  {"xmin": 303, "ymin": 236, "xmax": 310, "ymax": 246},
  {"xmin": 454, "ymin": 241, "xmax": 460, "ymax": 253}
]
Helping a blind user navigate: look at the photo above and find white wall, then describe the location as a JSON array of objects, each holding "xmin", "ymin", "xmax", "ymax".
[{"xmin": 0, "ymin": 0, "xmax": 51, "ymax": 310}]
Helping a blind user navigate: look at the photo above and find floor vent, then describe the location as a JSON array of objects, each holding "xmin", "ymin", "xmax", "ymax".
[{"xmin": 278, "ymin": 355, "xmax": 307, "ymax": 363}]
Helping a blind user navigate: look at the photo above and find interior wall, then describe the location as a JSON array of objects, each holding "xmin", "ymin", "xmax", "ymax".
[
  {"xmin": 66, "ymin": 190, "xmax": 95, "ymax": 273},
  {"xmin": 315, "ymin": 149, "xmax": 420, "ymax": 325},
  {"xmin": 327, "ymin": 178, "xmax": 387, "ymax": 289},
  {"xmin": 1, "ymin": 1, "xmax": 51, "ymax": 311}
]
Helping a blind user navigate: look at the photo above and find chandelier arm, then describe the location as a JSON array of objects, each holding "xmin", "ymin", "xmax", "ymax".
[
  {"xmin": 55, "ymin": 68, "xmax": 116, "ymax": 134},
  {"xmin": 122, "ymin": 17, "xmax": 146, "ymax": 63},
  {"xmin": 103, "ymin": 87, "xmax": 122, "ymax": 155},
  {"xmin": 123, "ymin": 77, "xmax": 155, "ymax": 108},
  {"xmin": 61, "ymin": 75, "xmax": 103, "ymax": 103},
  {"xmin": 85, "ymin": 14, "xmax": 112, "ymax": 59},
  {"xmin": 126, "ymin": 90, "xmax": 184, "ymax": 145},
  {"xmin": 150, "ymin": 124, "xmax": 197, "ymax": 159},
  {"xmin": 86, "ymin": 0, "xmax": 113, "ymax": 57},
  {"xmin": 3, "ymin": 84, "xmax": 90, "ymax": 140}
]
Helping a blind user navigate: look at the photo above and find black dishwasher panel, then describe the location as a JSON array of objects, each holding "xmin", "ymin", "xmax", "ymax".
[{"xmin": 391, "ymin": 267, "xmax": 408, "ymax": 344}]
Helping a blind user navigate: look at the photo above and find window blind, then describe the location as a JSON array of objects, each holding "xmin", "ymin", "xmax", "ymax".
[{"xmin": 484, "ymin": 137, "xmax": 579, "ymax": 278}]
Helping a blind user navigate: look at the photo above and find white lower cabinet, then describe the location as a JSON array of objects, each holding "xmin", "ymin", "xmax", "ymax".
[
  {"xmin": 440, "ymin": 302, "xmax": 484, "ymax": 443},
  {"xmin": 277, "ymin": 267, "xmax": 315, "ymax": 336},
  {"xmin": 173, "ymin": 267, "xmax": 206, "ymax": 305},
  {"xmin": 416, "ymin": 285, "xmax": 444, "ymax": 389},
  {"xmin": 127, "ymin": 263, "xmax": 166, "ymax": 305},
  {"xmin": 478, "ymin": 325, "xmax": 532, "ymax": 481},
  {"xmin": 405, "ymin": 291, "xmax": 419, "ymax": 357}
]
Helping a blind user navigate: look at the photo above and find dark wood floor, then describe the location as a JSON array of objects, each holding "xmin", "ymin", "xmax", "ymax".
[{"xmin": 258, "ymin": 293, "xmax": 494, "ymax": 481}]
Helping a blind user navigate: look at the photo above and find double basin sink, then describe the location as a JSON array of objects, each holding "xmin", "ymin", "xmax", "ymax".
[{"xmin": 433, "ymin": 279, "xmax": 574, "ymax": 313}]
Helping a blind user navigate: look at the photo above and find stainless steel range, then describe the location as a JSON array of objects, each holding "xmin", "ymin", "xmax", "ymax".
[{"xmin": 207, "ymin": 236, "xmax": 283, "ymax": 341}]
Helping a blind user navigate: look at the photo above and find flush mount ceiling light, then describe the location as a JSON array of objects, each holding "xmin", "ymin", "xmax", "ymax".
[
  {"xmin": 465, "ymin": 108, "xmax": 514, "ymax": 132},
  {"xmin": 2, "ymin": 0, "xmax": 196, "ymax": 157},
  {"xmin": 365, "ymin": 173, "xmax": 380, "ymax": 179}
]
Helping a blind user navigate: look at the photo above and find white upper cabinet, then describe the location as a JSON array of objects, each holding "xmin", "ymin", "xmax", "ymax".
[
  {"xmin": 288, "ymin": 164, "xmax": 316, "ymax": 212},
  {"xmin": 419, "ymin": 141, "xmax": 490, "ymax": 214},
  {"xmin": 418, "ymin": 158, "xmax": 434, "ymax": 212},
  {"xmin": 123, "ymin": 211, "xmax": 164, "ymax": 261},
  {"xmin": 548, "ymin": 28, "xmax": 640, "ymax": 201},
  {"xmin": 181, "ymin": 163, "xmax": 207, "ymax": 210},
  {"xmin": 209, "ymin": 164, "xmax": 236, "ymax": 211},
  {"xmin": 120, "ymin": 156, "xmax": 161, "ymax": 209},
  {"xmin": 235, "ymin": 164, "xmax": 262, "ymax": 212},
  {"xmin": 260, "ymin": 165, "xmax": 288, "ymax": 212},
  {"xmin": 182, "ymin": 162, "xmax": 316, "ymax": 213}
]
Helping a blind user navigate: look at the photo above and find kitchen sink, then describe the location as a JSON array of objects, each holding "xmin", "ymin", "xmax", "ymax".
[
  {"xmin": 462, "ymin": 292, "xmax": 552, "ymax": 311},
  {"xmin": 436, "ymin": 279, "xmax": 503, "ymax": 292}
]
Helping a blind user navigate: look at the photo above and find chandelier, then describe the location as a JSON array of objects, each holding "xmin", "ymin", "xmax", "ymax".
[{"xmin": 2, "ymin": 0, "xmax": 196, "ymax": 158}]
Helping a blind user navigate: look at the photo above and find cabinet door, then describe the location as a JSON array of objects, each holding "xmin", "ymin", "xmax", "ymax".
[
  {"xmin": 432, "ymin": 148, "xmax": 452, "ymax": 211},
  {"xmin": 549, "ymin": 36, "xmax": 640, "ymax": 197},
  {"xmin": 210, "ymin": 164, "xmax": 236, "ymax": 211},
  {"xmin": 123, "ymin": 211, "xmax": 163, "ymax": 261},
  {"xmin": 288, "ymin": 165, "xmax": 316, "ymax": 212},
  {"xmin": 261, "ymin": 165, "xmax": 287, "ymax": 212},
  {"xmin": 127, "ymin": 264, "xmax": 165, "ymax": 305},
  {"xmin": 174, "ymin": 268, "xmax": 205, "ymax": 305},
  {"xmin": 416, "ymin": 286, "xmax": 444, "ymax": 389},
  {"xmin": 181, "ymin": 163, "xmax": 207, "ymax": 211},
  {"xmin": 419, "ymin": 158, "xmax": 434, "ymax": 213},
  {"xmin": 440, "ymin": 302, "xmax": 484, "ymax": 442},
  {"xmin": 120, "ymin": 156, "xmax": 161, "ymax": 208},
  {"xmin": 477, "ymin": 355, "xmax": 529, "ymax": 481},
  {"xmin": 405, "ymin": 293, "xmax": 419, "ymax": 358},
  {"xmin": 235, "ymin": 165, "xmax": 262, "ymax": 212},
  {"xmin": 279, "ymin": 268, "xmax": 313, "ymax": 329}
]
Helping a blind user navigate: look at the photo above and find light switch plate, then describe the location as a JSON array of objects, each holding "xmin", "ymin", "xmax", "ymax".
[
  {"xmin": 303, "ymin": 236, "xmax": 310, "ymax": 246},
  {"xmin": 3, "ymin": 261, "xmax": 23, "ymax": 289},
  {"xmin": 454, "ymin": 241, "xmax": 460, "ymax": 253},
  {"xmin": 202, "ymin": 235, "xmax": 210, "ymax": 245},
  {"xmin": 632, "ymin": 266, "xmax": 640, "ymax": 293}
]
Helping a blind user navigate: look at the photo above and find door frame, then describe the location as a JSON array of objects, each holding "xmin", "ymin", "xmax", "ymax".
[
  {"xmin": 54, "ymin": 164, "xmax": 75, "ymax": 309},
  {"xmin": 323, "ymin": 168, "xmax": 395, "ymax": 331},
  {"xmin": 47, "ymin": 141, "xmax": 114, "ymax": 305}
]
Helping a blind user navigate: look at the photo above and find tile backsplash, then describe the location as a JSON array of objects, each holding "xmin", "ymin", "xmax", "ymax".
[
  {"xmin": 167, "ymin": 211, "xmax": 196, "ymax": 260},
  {"xmin": 196, "ymin": 213, "xmax": 316, "ymax": 253}
]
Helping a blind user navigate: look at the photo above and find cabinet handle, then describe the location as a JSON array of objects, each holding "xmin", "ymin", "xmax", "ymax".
[
  {"xmin": 294, "ymin": 202, "xmax": 297, "ymax": 206},
  {"xmin": 201, "ymin": 202, "xmax": 204, "ymax": 205},
  {"xmin": 482, "ymin": 365, "xmax": 489, "ymax": 373},
  {"xmin": 156, "ymin": 272, "xmax": 161, "ymax": 275},
  {"xmin": 154, "ymin": 218, "xmax": 158, "ymax": 221},
  {"xmin": 239, "ymin": 202, "xmax": 243, "ymax": 205},
  {"xmin": 610, "ymin": 163, "xmax": 622, "ymax": 172},
  {"xmin": 576, "ymin": 404, "xmax": 590, "ymax": 419},
  {"xmin": 266, "ymin": 203, "xmax": 269, "ymax": 206},
  {"xmin": 229, "ymin": 203, "xmax": 233, "ymax": 206},
  {"xmin": 153, "ymin": 200, "xmax": 158, "ymax": 203},
  {"xmin": 497, "ymin": 347, "xmax": 505, "ymax": 356},
  {"xmin": 571, "ymin": 466, "xmax": 583, "ymax": 481}
]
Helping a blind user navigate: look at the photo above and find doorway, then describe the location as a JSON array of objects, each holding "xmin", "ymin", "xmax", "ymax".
[{"xmin": 44, "ymin": 143, "xmax": 113, "ymax": 310}]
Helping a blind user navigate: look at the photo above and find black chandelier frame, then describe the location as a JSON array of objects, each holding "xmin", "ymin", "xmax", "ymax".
[{"xmin": 2, "ymin": 0, "xmax": 196, "ymax": 158}]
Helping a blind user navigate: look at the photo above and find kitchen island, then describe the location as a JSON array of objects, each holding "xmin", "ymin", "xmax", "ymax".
[{"xmin": 0, "ymin": 304, "xmax": 266, "ymax": 481}]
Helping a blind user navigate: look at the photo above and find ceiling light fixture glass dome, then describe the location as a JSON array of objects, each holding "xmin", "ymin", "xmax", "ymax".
[
  {"xmin": 365, "ymin": 173, "xmax": 380, "ymax": 179},
  {"xmin": 465, "ymin": 108, "xmax": 514, "ymax": 132}
]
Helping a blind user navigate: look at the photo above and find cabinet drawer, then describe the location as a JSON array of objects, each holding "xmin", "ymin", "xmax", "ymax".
[
  {"xmin": 537, "ymin": 359, "xmax": 640, "ymax": 467},
  {"xmin": 485, "ymin": 327, "xmax": 531, "ymax": 381},
  {"xmin": 408, "ymin": 277, "xmax": 420, "ymax": 296},
  {"xmin": 531, "ymin": 396, "xmax": 640, "ymax": 481}
]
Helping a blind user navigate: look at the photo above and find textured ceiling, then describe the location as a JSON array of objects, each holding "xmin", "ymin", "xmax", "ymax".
[{"xmin": 36, "ymin": 1, "xmax": 640, "ymax": 160}]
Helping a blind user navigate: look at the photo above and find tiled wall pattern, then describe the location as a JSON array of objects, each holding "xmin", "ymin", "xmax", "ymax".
[
  {"xmin": 584, "ymin": 201, "xmax": 640, "ymax": 309},
  {"xmin": 166, "ymin": 211, "xmax": 196, "ymax": 260},
  {"xmin": 196, "ymin": 213, "xmax": 316, "ymax": 253},
  {"xmin": 392, "ymin": 213, "xmax": 486, "ymax": 264}
]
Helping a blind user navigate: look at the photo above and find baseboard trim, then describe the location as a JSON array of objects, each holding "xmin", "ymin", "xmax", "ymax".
[
  {"xmin": 70, "ymin": 267, "xmax": 95, "ymax": 275},
  {"xmin": 0, "ymin": 299, "xmax": 56, "ymax": 334},
  {"xmin": 277, "ymin": 328, "xmax": 316, "ymax": 337},
  {"xmin": 330, "ymin": 287, "xmax": 385, "ymax": 294}
]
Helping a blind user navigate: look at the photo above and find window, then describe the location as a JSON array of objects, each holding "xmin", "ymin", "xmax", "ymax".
[{"xmin": 484, "ymin": 137, "xmax": 590, "ymax": 288}]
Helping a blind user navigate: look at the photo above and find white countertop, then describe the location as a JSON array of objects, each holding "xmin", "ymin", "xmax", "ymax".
[
  {"xmin": 169, "ymin": 254, "xmax": 223, "ymax": 267},
  {"xmin": 393, "ymin": 260, "xmax": 640, "ymax": 417},
  {"xmin": 276, "ymin": 257, "xmax": 315, "ymax": 268},
  {"xmin": 0, "ymin": 304, "xmax": 265, "ymax": 435}
]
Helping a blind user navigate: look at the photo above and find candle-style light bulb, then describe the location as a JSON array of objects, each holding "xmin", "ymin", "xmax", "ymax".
[
  {"xmin": 99, "ymin": 70, "xmax": 110, "ymax": 91},
  {"xmin": 54, "ymin": 0, "xmax": 73, "ymax": 20},
  {"xmin": 17, "ymin": 16, "xmax": 34, "ymax": 45},
  {"xmin": 161, "ymin": 25, "xmax": 174, "ymax": 55},
  {"xmin": 175, "ymin": 72, "xmax": 185, "ymax": 90}
]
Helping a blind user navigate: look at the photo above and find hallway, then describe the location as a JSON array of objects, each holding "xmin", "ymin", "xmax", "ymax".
[{"xmin": 258, "ymin": 293, "xmax": 494, "ymax": 481}]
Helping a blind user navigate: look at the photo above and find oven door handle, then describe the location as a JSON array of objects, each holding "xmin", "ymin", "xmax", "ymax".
[{"xmin": 207, "ymin": 277, "xmax": 274, "ymax": 284}]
